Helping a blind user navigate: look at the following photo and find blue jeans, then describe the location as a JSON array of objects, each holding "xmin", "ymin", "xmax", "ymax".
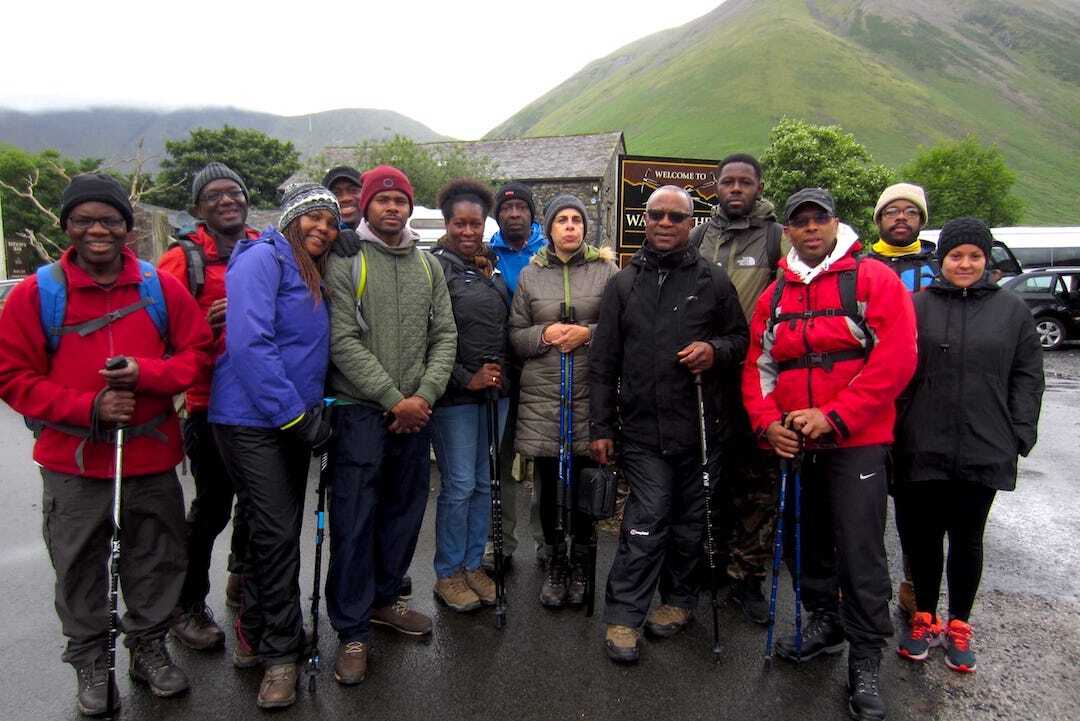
[{"xmin": 431, "ymin": 399, "xmax": 507, "ymax": 578}]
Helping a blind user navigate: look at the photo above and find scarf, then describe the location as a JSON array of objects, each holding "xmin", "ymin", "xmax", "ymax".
[{"xmin": 871, "ymin": 237, "xmax": 921, "ymax": 257}]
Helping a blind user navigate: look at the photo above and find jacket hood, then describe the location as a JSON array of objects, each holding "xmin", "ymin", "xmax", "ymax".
[
  {"xmin": 531, "ymin": 243, "xmax": 615, "ymax": 267},
  {"xmin": 490, "ymin": 222, "xmax": 546, "ymax": 253},
  {"xmin": 781, "ymin": 224, "xmax": 861, "ymax": 285},
  {"xmin": 357, "ymin": 218, "xmax": 420, "ymax": 256},
  {"xmin": 709, "ymin": 197, "xmax": 777, "ymax": 227},
  {"xmin": 231, "ymin": 226, "xmax": 282, "ymax": 265},
  {"xmin": 629, "ymin": 242, "xmax": 700, "ymax": 271},
  {"xmin": 927, "ymin": 271, "xmax": 999, "ymax": 296}
]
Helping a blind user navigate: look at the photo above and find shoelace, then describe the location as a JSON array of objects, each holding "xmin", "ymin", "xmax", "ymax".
[
  {"xmin": 343, "ymin": 640, "xmax": 366, "ymax": 655},
  {"xmin": 948, "ymin": 622, "xmax": 973, "ymax": 652},
  {"xmin": 852, "ymin": 660, "xmax": 880, "ymax": 696},
  {"xmin": 804, "ymin": 615, "xmax": 834, "ymax": 640},
  {"xmin": 78, "ymin": 659, "xmax": 107, "ymax": 689},
  {"xmin": 137, "ymin": 640, "xmax": 168, "ymax": 669},
  {"xmin": 264, "ymin": 665, "xmax": 294, "ymax": 681},
  {"xmin": 389, "ymin": 598, "xmax": 410, "ymax": 616},
  {"xmin": 910, "ymin": 615, "xmax": 938, "ymax": 640},
  {"xmin": 193, "ymin": 605, "xmax": 217, "ymax": 626}
]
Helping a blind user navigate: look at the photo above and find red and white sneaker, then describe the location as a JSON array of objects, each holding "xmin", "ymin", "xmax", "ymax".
[
  {"xmin": 897, "ymin": 611, "xmax": 944, "ymax": 662},
  {"xmin": 944, "ymin": 618, "xmax": 977, "ymax": 673}
]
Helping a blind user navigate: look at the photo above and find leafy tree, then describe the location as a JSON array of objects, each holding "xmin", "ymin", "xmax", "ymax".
[
  {"xmin": 146, "ymin": 126, "xmax": 300, "ymax": 209},
  {"xmin": 899, "ymin": 135, "xmax": 1023, "ymax": 227},
  {"xmin": 307, "ymin": 135, "xmax": 498, "ymax": 208},
  {"xmin": 761, "ymin": 118, "xmax": 894, "ymax": 241}
]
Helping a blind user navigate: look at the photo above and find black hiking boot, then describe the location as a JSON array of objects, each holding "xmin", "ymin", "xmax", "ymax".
[
  {"xmin": 776, "ymin": 611, "xmax": 845, "ymax": 662},
  {"xmin": 129, "ymin": 637, "xmax": 190, "ymax": 697},
  {"xmin": 730, "ymin": 576, "xmax": 769, "ymax": 625},
  {"xmin": 540, "ymin": 546, "xmax": 568, "ymax": 608},
  {"xmin": 75, "ymin": 656, "xmax": 118, "ymax": 717},
  {"xmin": 567, "ymin": 546, "xmax": 589, "ymax": 607},
  {"xmin": 847, "ymin": 656, "xmax": 886, "ymax": 720},
  {"xmin": 400, "ymin": 574, "xmax": 413, "ymax": 600}
]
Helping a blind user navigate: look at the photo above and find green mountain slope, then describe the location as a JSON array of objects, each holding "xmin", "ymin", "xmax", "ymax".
[{"xmin": 486, "ymin": 0, "xmax": 1080, "ymax": 225}]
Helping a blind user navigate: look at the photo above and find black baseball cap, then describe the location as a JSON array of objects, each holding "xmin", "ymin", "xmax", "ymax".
[
  {"xmin": 321, "ymin": 165, "xmax": 362, "ymax": 190},
  {"xmin": 784, "ymin": 187, "xmax": 836, "ymax": 223}
]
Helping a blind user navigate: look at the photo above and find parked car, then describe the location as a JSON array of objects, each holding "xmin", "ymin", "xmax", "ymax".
[
  {"xmin": 1001, "ymin": 267, "xmax": 1080, "ymax": 350},
  {"xmin": 920, "ymin": 231, "xmax": 1024, "ymax": 282}
]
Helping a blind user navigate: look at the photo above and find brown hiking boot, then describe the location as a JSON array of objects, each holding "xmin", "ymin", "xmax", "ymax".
[
  {"xmin": 371, "ymin": 599, "xmax": 433, "ymax": 636},
  {"xmin": 605, "ymin": 624, "xmax": 640, "ymax": 664},
  {"xmin": 169, "ymin": 605, "xmax": 225, "ymax": 651},
  {"xmin": 256, "ymin": 663, "xmax": 297, "ymax": 709},
  {"xmin": 225, "ymin": 573, "xmax": 243, "ymax": 610},
  {"xmin": 334, "ymin": 640, "xmax": 368, "ymax": 685},
  {"xmin": 464, "ymin": 568, "xmax": 496, "ymax": 606},
  {"xmin": 898, "ymin": 581, "xmax": 916, "ymax": 621},
  {"xmin": 434, "ymin": 573, "xmax": 481, "ymax": 612},
  {"xmin": 645, "ymin": 604, "xmax": 692, "ymax": 638}
]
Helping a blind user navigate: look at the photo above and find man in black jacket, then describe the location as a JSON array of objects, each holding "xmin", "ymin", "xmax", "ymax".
[{"xmin": 590, "ymin": 185, "xmax": 749, "ymax": 664}]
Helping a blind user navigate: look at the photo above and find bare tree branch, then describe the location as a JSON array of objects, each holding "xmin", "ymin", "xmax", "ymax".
[
  {"xmin": 20, "ymin": 229, "xmax": 64, "ymax": 263},
  {"xmin": 0, "ymin": 172, "xmax": 61, "ymax": 227}
]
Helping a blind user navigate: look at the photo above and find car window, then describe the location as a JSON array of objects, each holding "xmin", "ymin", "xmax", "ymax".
[
  {"xmin": 1016, "ymin": 274, "xmax": 1055, "ymax": 292},
  {"xmin": 1059, "ymin": 274, "xmax": 1080, "ymax": 294}
]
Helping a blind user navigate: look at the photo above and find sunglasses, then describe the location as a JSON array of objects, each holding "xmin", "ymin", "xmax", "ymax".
[
  {"xmin": 646, "ymin": 209, "xmax": 691, "ymax": 223},
  {"xmin": 787, "ymin": 211, "xmax": 834, "ymax": 228}
]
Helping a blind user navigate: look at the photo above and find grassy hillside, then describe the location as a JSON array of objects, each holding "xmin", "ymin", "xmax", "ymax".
[{"xmin": 487, "ymin": 0, "xmax": 1080, "ymax": 225}]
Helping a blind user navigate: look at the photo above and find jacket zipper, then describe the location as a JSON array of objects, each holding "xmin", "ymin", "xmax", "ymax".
[
  {"xmin": 954, "ymin": 287, "xmax": 968, "ymax": 477},
  {"xmin": 801, "ymin": 284, "xmax": 814, "ymax": 407}
]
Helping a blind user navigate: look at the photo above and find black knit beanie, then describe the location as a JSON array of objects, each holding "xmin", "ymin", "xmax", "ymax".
[
  {"xmin": 543, "ymin": 194, "xmax": 589, "ymax": 241},
  {"xmin": 936, "ymin": 217, "xmax": 993, "ymax": 261},
  {"xmin": 494, "ymin": 182, "xmax": 536, "ymax": 220},
  {"xmin": 191, "ymin": 162, "xmax": 249, "ymax": 205},
  {"xmin": 60, "ymin": 173, "xmax": 134, "ymax": 231}
]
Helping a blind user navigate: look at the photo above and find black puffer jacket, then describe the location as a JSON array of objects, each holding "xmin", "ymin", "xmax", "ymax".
[
  {"xmin": 430, "ymin": 245, "xmax": 511, "ymax": 406},
  {"xmin": 589, "ymin": 244, "xmax": 749, "ymax": 454},
  {"xmin": 894, "ymin": 274, "xmax": 1045, "ymax": 491}
]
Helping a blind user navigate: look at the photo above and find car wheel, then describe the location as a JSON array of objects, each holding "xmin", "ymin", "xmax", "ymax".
[{"xmin": 1035, "ymin": 317, "xmax": 1065, "ymax": 350}]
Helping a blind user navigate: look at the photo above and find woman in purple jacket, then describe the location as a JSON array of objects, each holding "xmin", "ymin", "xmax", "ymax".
[{"xmin": 209, "ymin": 184, "xmax": 338, "ymax": 709}]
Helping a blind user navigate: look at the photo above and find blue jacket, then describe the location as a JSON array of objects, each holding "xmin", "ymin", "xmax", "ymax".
[
  {"xmin": 489, "ymin": 222, "xmax": 546, "ymax": 296},
  {"xmin": 209, "ymin": 227, "xmax": 330, "ymax": 428}
]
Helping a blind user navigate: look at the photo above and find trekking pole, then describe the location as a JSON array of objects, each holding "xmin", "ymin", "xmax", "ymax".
[
  {"xmin": 792, "ymin": 447, "xmax": 804, "ymax": 658},
  {"xmin": 483, "ymin": 357, "xmax": 508, "ymax": 629},
  {"xmin": 693, "ymin": 374, "xmax": 722, "ymax": 662},
  {"xmin": 306, "ymin": 398, "xmax": 334, "ymax": 692},
  {"xmin": 557, "ymin": 303, "xmax": 576, "ymax": 573},
  {"xmin": 103, "ymin": 356, "xmax": 128, "ymax": 719},
  {"xmin": 765, "ymin": 456, "xmax": 790, "ymax": 667}
]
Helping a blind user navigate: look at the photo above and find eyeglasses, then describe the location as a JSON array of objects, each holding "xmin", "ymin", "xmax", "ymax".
[
  {"xmin": 881, "ymin": 207, "xmax": 922, "ymax": 221},
  {"xmin": 68, "ymin": 216, "xmax": 126, "ymax": 231},
  {"xmin": 200, "ymin": 189, "xmax": 246, "ymax": 204},
  {"xmin": 787, "ymin": 211, "xmax": 833, "ymax": 228},
  {"xmin": 646, "ymin": 209, "xmax": 691, "ymax": 223}
]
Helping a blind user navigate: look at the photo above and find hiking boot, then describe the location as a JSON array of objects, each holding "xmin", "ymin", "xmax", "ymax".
[
  {"xmin": 169, "ymin": 605, "xmax": 225, "ymax": 651},
  {"xmin": 232, "ymin": 617, "xmax": 259, "ymax": 669},
  {"xmin": 400, "ymin": 574, "xmax": 413, "ymax": 601},
  {"xmin": 464, "ymin": 568, "xmax": 497, "ymax": 606},
  {"xmin": 847, "ymin": 656, "xmax": 886, "ymax": 721},
  {"xmin": 897, "ymin": 611, "xmax": 943, "ymax": 662},
  {"xmin": 371, "ymin": 599, "xmax": 433, "ymax": 636},
  {"xmin": 434, "ymin": 572, "xmax": 482, "ymax": 612},
  {"xmin": 257, "ymin": 663, "xmax": 297, "ymax": 709},
  {"xmin": 75, "ymin": 656, "xmax": 118, "ymax": 717},
  {"xmin": 730, "ymin": 576, "xmax": 770, "ymax": 625},
  {"xmin": 225, "ymin": 573, "xmax": 243, "ymax": 610},
  {"xmin": 540, "ymin": 549, "xmax": 568, "ymax": 608},
  {"xmin": 898, "ymin": 580, "xmax": 916, "ymax": 621},
  {"xmin": 604, "ymin": 624, "xmax": 640, "ymax": 664},
  {"xmin": 645, "ymin": 604, "xmax": 693, "ymax": 638},
  {"xmin": 334, "ymin": 640, "xmax": 368, "ymax": 685},
  {"xmin": 567, "ymin": 546, "xmax": 590, "ymax": 607},
  {"xmin": 776, "ymin": 611, "xmax": 845, "ymax": 662},
  {"xmin": 944, "ymin": 618, "xmax": 977, "ymax": 673},
  {"xmin": 128, "ymin": 637, "xmax": 190, "ymax": 697}
]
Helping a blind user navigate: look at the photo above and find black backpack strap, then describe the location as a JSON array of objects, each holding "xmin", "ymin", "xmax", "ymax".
[
  {"xmin": 766, "ymin": 222, "xmax": 784, "ymax": 270},
  {"xmin": 172, "ymin": 238, "xmax": 207, "ymax": 297},
  {"xmin": 838, "ymin": 258, "xmax": 874, "ymax": 354},
  {"xmin": 766, "ymin": 273, "xmax": 786, "ymax": 333}
]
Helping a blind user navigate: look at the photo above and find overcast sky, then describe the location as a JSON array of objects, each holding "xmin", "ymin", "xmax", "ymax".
[{"xmin": 2, "ymin": 0, "xmax": 724, "ymax": 139}]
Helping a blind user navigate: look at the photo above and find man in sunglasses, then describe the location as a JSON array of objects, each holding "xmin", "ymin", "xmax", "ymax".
[
  {"xmin": 591, "ymin": 185, "xmax": 748, "ymax": 664},
  {"xmin": 690, "ymin": 153, "xmax": 789, "ymax": 625},
  {"xmin": 741, "ymin": 187, "xmax": 916, "ymax": 721},
  {"xmin": 158, "ymin": 162, "xmax": 261, "ymax": 650}
]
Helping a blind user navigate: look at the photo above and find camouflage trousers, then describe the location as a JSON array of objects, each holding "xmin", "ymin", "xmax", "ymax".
[{"xmin": 717, "ymin": 445, "xmax": 780, "ymax": 582}]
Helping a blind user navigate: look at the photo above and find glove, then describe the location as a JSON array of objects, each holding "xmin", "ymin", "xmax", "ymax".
[
  {"xmin": 284, "ymin": 405, "xmax": 333, "ymax": 451},
  {"xmin": 330, "ymin": 229, "xmax": 362, "ymax": 258}
]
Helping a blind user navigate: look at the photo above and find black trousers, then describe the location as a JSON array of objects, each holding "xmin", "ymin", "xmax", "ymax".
[
  {"xmin": 603, "ymin": 443, "xmax": 711, "ymax": 628},
  {"xmin": 177, "ymin": 412, "xmax": 247, "ymax": 610},
  {"xmin": 213, "ymin": 424, "xmax": 310, "ymax": 664},
  {"xmin": 894, "ymin": 480, "xmax": 997, "ymax": 621},
  {"xmin": 41, "ymin": 469, "xmax": 187, "ymax": 668},
  {"xmin": 787, "ymin": 445, "xmax": 893, "ymax": 660},
  {"xmin": 533, "ymin": 456, "xmax": 596, "ymax": 549}
]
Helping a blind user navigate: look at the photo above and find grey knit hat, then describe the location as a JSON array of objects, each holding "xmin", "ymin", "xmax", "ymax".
[
  {"xmin": 191, "ymin": 162, "xmax": 249, "ymax": 205},
  {"xmin": 279, "ymin": 183, "xmax": 341, "ymax": 231},
  {"xmin": 543, "ymin": 194, "xmax": 588, "ymax": 241}
]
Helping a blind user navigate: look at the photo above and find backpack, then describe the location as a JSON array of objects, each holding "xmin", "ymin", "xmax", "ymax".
[
  {"xmin": 37, "ymin": 259, "xmax": 168, "ymax": 353},
  {"xmin": 350, "ymin": 245, "xmax": 434, "ymax": 334},
  {"xmin": 690, "ymin": 220, "xmax": 784, "ymax": 271},
  {"xmin": 766, "ymin": 258, "xmax": 875, "ymax": 373},
  {"xmin": 167, "ymin": 231, "xmax": 231, "ymax": 297}
]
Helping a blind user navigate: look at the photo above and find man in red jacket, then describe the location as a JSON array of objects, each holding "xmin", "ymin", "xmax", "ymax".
[
  {"xmin": 0, "ymin": 174, "xmax": 212, "ymax": 717},
  {"xmin": 742, "ymin": 188, "xmax": 916, "ymax": 721},
  {"xmin": 158, "ymin": 162, "xmax": 260, "ymax": 649}
]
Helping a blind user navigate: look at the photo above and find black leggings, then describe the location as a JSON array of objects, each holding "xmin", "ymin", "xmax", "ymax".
[
  {"xmin": 894, "ymin": 481, "xmax": 997, "ymax": 621},
  {"xmin": 534, "ymin": 456, "xmax": 595, "ymax": 548}
]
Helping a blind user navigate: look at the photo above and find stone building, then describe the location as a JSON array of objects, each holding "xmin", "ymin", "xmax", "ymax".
[{"xmin": 292, "ymin": 131, "xmax": 626, "ymax": 248}]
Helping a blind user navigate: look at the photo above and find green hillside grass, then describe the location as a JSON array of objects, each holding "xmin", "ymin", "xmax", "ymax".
[{"xmin": 487, "ymin": 0, "xmax": 1080, "ymax": 225}]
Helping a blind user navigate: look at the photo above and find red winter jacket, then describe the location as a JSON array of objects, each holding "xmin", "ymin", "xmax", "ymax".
[
  {"xmin": 157, "ymin": 224, "xmax": 259, "ymax": 412},
  {"xmin": 0, "ymin": 247, "xmax": 213, "ymax": 478},
  {"xmin": 741, "ymin": 242, "xmax": 917, "ymax": 448}
]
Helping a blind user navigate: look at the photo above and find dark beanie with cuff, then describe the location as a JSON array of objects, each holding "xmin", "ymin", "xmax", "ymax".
[
  {"xmin": 191, "ymin": 162, "xmax": 249, "ymax": 205},
  {"xmin": 60, "ymin": 173, "xmax": 134, "ymax": 231},
  {"xmin": 936, "ymin": 217, "xmax": 993, "ymax": 261},
  {"xmin": 543, "ymin": 194, "xmax": 589, "ymax": 242},
  {"xmin": 494, "ymin": 182, "xmax": 537, "ymax": 220}
]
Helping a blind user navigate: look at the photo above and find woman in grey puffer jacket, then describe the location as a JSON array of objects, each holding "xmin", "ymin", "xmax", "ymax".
[{"xmin": 510, "ymin": 194, "xmax": 618, "ymax": 610}]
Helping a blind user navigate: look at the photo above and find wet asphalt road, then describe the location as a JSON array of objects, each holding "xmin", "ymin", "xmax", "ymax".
[{"xmin": 2, "ymin": 349, "xmax": 1079, "ymax": 721}]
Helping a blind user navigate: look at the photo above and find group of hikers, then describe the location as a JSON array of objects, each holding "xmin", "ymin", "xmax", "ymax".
[{"xmin": 0, "ymin": 151, "xmax": 1045, "ymax": 721}]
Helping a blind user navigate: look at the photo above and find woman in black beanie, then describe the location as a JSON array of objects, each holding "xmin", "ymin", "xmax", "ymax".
[{"xmin": 892, "ymin": 217, "xmax": 1044, "ymax": 673}]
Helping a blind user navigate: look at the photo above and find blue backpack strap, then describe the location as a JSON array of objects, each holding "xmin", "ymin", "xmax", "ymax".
[
  {"xmin": 36, "ymin": 262, "xmax": 67, "ymax": 352},
  {"xmin": 136, "ymin": 260, "xmax": 169, "ymax": 342}
]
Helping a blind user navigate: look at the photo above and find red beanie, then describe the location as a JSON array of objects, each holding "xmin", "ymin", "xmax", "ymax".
[{"xmin": 359, "ymin": 165, "xmax": 414, "ymax": 219}]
